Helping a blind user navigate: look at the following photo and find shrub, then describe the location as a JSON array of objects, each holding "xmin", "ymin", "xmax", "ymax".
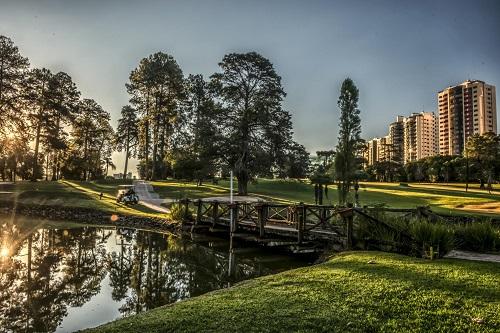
[
  {"xmin": 169, "ymin": 203, "xmax": 193, "ymax": 222},
  {"xmin": 454, "ymin": 222, "xmax": 498, "ymax": 252},
  {"xmin": 354, "ymin": 213, "xmax": 410, "ymax": 253},
  {"xmin": 409, "ymin": 221, "xmax": 454, "ymax": 258}
]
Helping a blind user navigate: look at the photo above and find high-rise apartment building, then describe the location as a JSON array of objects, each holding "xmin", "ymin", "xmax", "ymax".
[
  {"xmin": 438, "ymin": 80, "xmax": 497, "ymax": 155},
  {"xmin": 388, "ymin": 116, "xmax": 405, "ymax": 163},
  {"xmin": 403, "ymin": 112, "xmax": 438, "ymax": 163},
  {"xmin": 365, "ymin": 138, "xmax": 378, "ymax": 166},
  {"xmin": 364, "ymin": 136, "xmax": 391, "ymax": 166},
  {"xmin": 376, "ymin": 136, "xmax": 390, "ymax": 162},
  {"xmin": 364, "ymin": 113, "xmax": 438, "ymax": 166}
]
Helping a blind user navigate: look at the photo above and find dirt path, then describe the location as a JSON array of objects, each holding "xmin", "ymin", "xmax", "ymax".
[
  {"xmin": 133, "ymin": 181, "xmax": 172, "ymax": 213},
  {"xmin": 444, "ymin": 250, "xmax": 500, "ymax": 263}
]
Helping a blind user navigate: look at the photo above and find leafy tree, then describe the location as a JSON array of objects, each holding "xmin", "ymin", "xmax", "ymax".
[
  {"xmin": 127, "ymin": 52, "xmax": 185, "ymax": 180},
  {"xmin": 283, "ymin": 142, "xmax": 310, "ymax": 179},
  {"xmin": 116, "ymin": 105, "xmax": 139, "ymax": 179},
  {"xmin": 316, "ymin": 150, "xmax": 335, "ymax": 172},
  {"xmin": 465, "ymin": 132, "xmax": 500, "ymax": 191},
  {"xmin": 211, "ymin": 52, "xmax": 293, "ymax": 194},
  {"xmin": 367, "ymin": 160, "xmax": 403, "ymax": 182},
  {"xmin": 180, "ymin": 74, "xmax": 221, "ymax": 184},
  {"xmin": 24, "ymin": 68, "xmax": 54, "ymax": 180},
  {"xmin": 334, "ymin": 78, "xmax": 362, "ymax": 205},
  {"xmin": 46, "ymin": 72, "xmax": 80, "ymax": 180},
  {"xmin": 67, "ymin": 99, "xmax": 113, "ymax": 180},
  {"xmin": 0, "ymin": 133, "xmax": 30, "ymax": 181},
  {"xmin": 0, "ymin": 35, "xmax": 29, "ymax": 138}
]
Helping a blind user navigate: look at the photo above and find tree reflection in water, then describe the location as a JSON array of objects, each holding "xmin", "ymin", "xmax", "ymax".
[{"xmin": 0, "ymin": 217, "xmax": 308, "ymax": 332}]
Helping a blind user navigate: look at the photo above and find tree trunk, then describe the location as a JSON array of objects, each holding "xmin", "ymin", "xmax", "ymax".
[
  {"xmin": 123, "ymin": 139, "xmax": 130, "ymax": 180},
  {"xmin": 144, "ymin": 92, "xmax": 150, "ymax": 180},
  {"xmin": 487, "ymin": 171, "xmax": 493, "ymax": 194},
  {"xmin": 83, "ymin": 133, "xmax": 89, "ymax": 181},
  {"xmin": 45, "ymin": 152, "xmax": 49, "ymax": 180},
  {"xmin": 13, "ymin": 155, "xmax": 17, "ymax": 182},
  {"xmin": 52, "ymin": 116, "xmax": 61, "ymax": 181},
  {"xmin": 31, "ymin": 122, "xmax": 42, "ymax": 181},
  {"xmin": 151, "ymin": 108, "xmax": 159, "ymax": 181},
  {"xmin": 51, "ymin": 152, "xmax": 57, "ymax": 181},
  {"xmin": 235, "ymin": 140, "xmax": 249, "ymax": 195}
]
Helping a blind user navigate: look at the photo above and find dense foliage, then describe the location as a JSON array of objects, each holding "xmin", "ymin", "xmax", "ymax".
[
  {"xmin": 363, "ymin": 133, "xmax": 500, "ymax": 188},
  {"xmin": 0, "ymin": 35, "xmax": 114, "ymax": 181},
  {"xmin": 334, "ymin": 78, "xmax": 363, "ymax": 204},
  {"xmin": 125, "ymin": 51, "xmax": 309, "ymax": 190},
  {"xmin": 0, "ymin": 35, "xmax": 309, "ymax": 183}
]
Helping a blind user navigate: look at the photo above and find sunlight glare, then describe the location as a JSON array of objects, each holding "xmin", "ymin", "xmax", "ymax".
[{"xmin": 0, "ymin": 246, "xmax": 10, "ymax": 258}]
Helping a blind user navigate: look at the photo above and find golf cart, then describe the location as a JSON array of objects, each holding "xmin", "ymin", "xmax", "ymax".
[{"xmin": 116, "ymin": 185, "xmax": 139, "ymax": 205}]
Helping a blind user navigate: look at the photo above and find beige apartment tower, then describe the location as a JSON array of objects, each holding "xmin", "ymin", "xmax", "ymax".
[
  {"xmin": 364, "ymin": 136, "xmax": 392, "ymax": 166},
  {"xmin": 403, "ymin": 112, "xmax": 438, "ymax": 163},
  {"xmin": 388, "ymin": 116, "xmax": 405, "ymax": 163},
  {"xmin": 438, "ymin": 80, "xmax": 497, "ymax": 156}
]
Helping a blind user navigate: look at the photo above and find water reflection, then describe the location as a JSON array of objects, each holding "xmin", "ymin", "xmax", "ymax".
[{"xmin": 0, "ymin": 217, "xmax": 309, "ymax": 332}]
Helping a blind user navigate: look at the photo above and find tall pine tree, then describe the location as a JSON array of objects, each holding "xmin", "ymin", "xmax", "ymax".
[{"xmin": 334, "ymin": 78, "xmax": 362, "ymax": 205}]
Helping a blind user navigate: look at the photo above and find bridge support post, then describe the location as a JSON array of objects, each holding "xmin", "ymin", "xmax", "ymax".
[
  {"xmin": 339, "ymin": 208, "xmax": 354, "ymax": 250},
  {"xmin": 346, "ymin": 214, "xmax": 353, "ymax": 250},
  {"xmin": 338, "ymin": 208, "xmax": 354, "ymax": 250},
  {"xmin": 180, "ymin": 198, "xmax": 191, "ymax": 222},
  {"xmin": 212, "ymin": 201, "xmax": 219, "ymax": 227},
  {"xmin": 195, "ymin": 199, "xmax": 202, "ymax": 224},
  {"xmin": 229, "ymin": 203, "xmax": 239, "ymax": 234},
  {"xmin": 190, "ymin": 199, "xmax": 202, "ymax": 233},
  {"xmin": 256, "ymin": 203, "xmax": 267, "ymax": 238},
  {"xmin": 297, "ymin": 202, "xmax": 305, "ymax": 244}
]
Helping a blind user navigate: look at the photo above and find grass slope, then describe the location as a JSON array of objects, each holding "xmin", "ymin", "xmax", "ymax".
[
  {"xmin": 85, "ymin": 251, "xmax": 500, "ymax": 333},
  {"xmin": 152, "ymin": 179, "xmax": 500, "ymax": 216},
  {"xmin": 0, "ymin": 181, "xmax": 163, "ymax": 217}
]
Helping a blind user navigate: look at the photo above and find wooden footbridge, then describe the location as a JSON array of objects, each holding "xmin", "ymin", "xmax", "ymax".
[{"xmin": 177, "ymin": 198, "xmax": 423, "ymax": 253}]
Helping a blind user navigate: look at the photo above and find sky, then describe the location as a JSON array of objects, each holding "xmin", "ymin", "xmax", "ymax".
[{"xmin": 1, "ymin": 0, "xmax": 499, "ymax": 175}]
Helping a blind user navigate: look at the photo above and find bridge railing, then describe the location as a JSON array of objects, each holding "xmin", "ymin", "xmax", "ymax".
[
  {"xmin": 179, "ymin": 199, "xmax": 496, "ymax": 251},
  {"xmin": 185, "ymin": 199, "xmax": 353, "ymax": 243}
]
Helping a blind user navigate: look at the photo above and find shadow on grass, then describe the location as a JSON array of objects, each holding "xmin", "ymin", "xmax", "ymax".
[{"xmin": 365, "ymin": 183, "xmax": 500, "ymax": 200}]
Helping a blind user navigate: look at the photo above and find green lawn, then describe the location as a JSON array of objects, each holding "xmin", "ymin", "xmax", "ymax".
[
  {"xmin": 0, "ymin": 180, "xmax": 163, "ymax": 217},
  {"xmin": 2, "ymin": 179, "xmax": 498, "ymax": 217},
  {"xmin": 85, "ymin": 251, "xmax": 500, "ymax": 333},
  {"xmin": 152, "ymin": 179, "xmax": 500, "ymax": 216}
]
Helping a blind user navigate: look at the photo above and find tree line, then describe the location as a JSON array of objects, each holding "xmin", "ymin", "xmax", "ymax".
[
  {"xmin": 0, "ymin": 35, "xmax": 310, "ymax": 193},
  {"xmin": 363, "ymin": 132, "xmax": 500, "ymax": 190},
  {"xmin": 0, "ymin": 35, "xmax": 114, "ymax": 181},
  {"xmin": 119, "ymin": 51, "xmax": 310, "ymax": 194}
]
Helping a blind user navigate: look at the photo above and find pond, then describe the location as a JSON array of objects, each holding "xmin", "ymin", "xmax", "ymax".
[{"xmin": 0, "ymin": 216, "xmax": 313, "ymax": 332}]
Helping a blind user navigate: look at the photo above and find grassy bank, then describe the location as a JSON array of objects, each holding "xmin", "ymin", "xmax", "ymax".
[
  {"xmin": 2, "ymin": 179, "xmax": 498, "ymax": 217},
  {"xmin": 85, "ymin": 251, "xmax": 500, "ymax": 333},
  {"xmin": 0, "ymin": 180, "xmax": 162, "ymax": 217},
  {"xmin": 152, "ymin": 179, "xmax": 500, "ymax": 216}
]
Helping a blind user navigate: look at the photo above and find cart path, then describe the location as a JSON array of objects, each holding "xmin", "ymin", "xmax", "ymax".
[
  {"xmin": 133, "ymin": 181, "xmax": 172, "ymax": 214},
  {"xmin": 444, "ymin": 250, "xmax": 500, "ymax": 263}
]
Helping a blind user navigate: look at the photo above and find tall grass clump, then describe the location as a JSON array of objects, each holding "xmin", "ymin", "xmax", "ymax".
[
  {"xmin": 169, "ymin": 203, "xmax": 193, "ymax": 222},
  {"xmin": 454, "ymin": 222, "xmax": 498, "ymax": 252},
  {"xmin": 354, "ymin": 208, "xmax": 411, "ymax": 253},
  {"xmin": 409, "ymin": 220, "xmax": 454, "ymax": 258}
]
